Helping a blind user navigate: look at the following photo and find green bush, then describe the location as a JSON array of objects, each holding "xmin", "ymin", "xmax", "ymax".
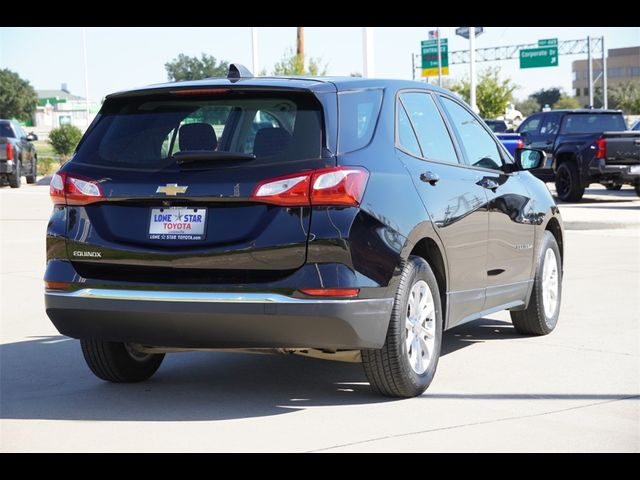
[{"xmin": 48, "ymin": 125, "xmax": 82, "ymax": 159}]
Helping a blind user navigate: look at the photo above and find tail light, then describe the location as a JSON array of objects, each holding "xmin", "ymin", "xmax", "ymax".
[
  {"xmin": 299, "ymin": 288, "xmax": 360, "ymax": 297},
  {"xmin": 5, "ymin": 143, "xmax": 13, "ymax": 161},
  {"xmin": 50, "ymin": 172, "xmax": 105, "ymax": 205},
  {"xmin": 516, "ymin": 139, "xmax": 524, "ymax": 150},
  {"xmin": 595, "ymin": 138, "xmax": 607, "ymax": 159},
  {"xmin": 251, "ymin": 166, "xmax": 369, "ymax": 207}
]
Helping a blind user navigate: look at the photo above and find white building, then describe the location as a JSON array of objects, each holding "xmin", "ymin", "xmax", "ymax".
[{"xmin": 34, "ymin": 83, "xmax": 100, "ymax": 132}]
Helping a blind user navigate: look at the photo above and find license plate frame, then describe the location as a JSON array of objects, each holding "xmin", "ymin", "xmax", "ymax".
[{"xmin": 148, "ymin": 207, "xmax": 207, "ymax": 241}]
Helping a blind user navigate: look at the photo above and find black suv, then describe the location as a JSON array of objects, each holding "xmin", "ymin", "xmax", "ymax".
[{"xmin": 45, "ymin": 66, "xmax": 564, "ymax": 397}]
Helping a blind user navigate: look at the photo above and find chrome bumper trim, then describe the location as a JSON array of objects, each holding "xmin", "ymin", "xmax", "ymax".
[{"xmin": 46, "ymin": 288, "xmax": 381, "ymax": 304}]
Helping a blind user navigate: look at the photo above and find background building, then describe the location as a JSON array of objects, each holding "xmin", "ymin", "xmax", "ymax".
[
  {"xmin": 572, "ymin": 46, "xmax": 640, "ymax": 108},
  {"xmin": 33, "ymin": 83, "xmax": 100, "ymax": 132}
]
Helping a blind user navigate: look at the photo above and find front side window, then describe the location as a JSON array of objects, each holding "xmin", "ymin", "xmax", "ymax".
[
  {"xmin": 396, "ymin": 103, "xmax": 422, "ymax": 157},
  {"xmin": 440, "ymin": 96, "xmax": 503, "ymax": 171},
  {"xmin": 399, "ymin": 92, "xmax": 458, "ymax": 163},
  {"xmin": 519, "ymin": 115, "xmax": 542, "ymax": 134}
]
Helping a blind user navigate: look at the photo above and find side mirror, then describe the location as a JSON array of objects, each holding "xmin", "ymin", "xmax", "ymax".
[
  {"xmin": 26, "ymin": 133, "xmax": 38, "ymax": 141},
  {"xmin": 515, "ymin": 148, "xmax": 545, "ymax": 170}
]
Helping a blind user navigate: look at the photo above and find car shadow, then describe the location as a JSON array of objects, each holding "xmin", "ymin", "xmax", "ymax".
[
  {"xmin": 552, "ymin": 186, "xmax": 638, "ymax": 205},
  {"xmin": 0, "ymin": 318, "xmax": 526, "ymax": 422},
  {"xmin": 36, "ymin": 175, "xmax": 52, "ymax": 186}
]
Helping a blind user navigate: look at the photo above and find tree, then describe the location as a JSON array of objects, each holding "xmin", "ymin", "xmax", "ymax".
[
  {"xmin": 0, "ymin": 69, "xmax": 37, "ymax": 122},
  {"xmin": 272, "ymin": 47, "xmax": 328, "ymax": 76},
  {"xmin": 450, "ymin": 67, "xmax": 517, "ymax": 119},
  {"xmin": 515, "ymin": 98, "xmax": 540, "ymax": 117},
  {"xmin": 49, "ymin": 125, "xmax": 82, "ymax": 160},
  {"xmin": 608, "ymin": 81, "xmax": 640, "ymax": 114},
  {"xmin": 554, "ymin": 95, "xmax": 581, "ymax": 110},
  {"xmin": 530, "ymin": 88, "xmax": 562, "ymax": 109},
  {"xmin": 165, "ymin": 54, "xmax": 229, "ymax": 81}
]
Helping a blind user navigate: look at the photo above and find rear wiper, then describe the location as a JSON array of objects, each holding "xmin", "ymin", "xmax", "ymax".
[{"xmin": 173, "ymin": 151, "xmax": 256, "ymax": 164}]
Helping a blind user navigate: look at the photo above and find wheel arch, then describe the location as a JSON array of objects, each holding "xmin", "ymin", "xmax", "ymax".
[
  {"xmin": 408, "ymin": 236, "xmax": 448, "ymax": 329},
  {"xmin": 544, "ymin": 215, "xmax": 564, "ymax": 268}
]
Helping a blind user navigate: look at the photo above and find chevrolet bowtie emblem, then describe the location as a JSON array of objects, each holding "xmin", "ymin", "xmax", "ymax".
[{"xmin": 156, "ymin": 183, "xmax": 188, "ymax": 196}]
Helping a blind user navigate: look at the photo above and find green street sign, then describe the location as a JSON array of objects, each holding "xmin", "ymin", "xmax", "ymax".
[
  {"xmin": 421, "ymin": 39, "xmax": 449, "ymax": 76},
  {"xmin": 538, "ymin": 38, "xmax": 558, "ymax": 47},
  {"xmin": 520, "ymin": 46, "xmax": 559, "ymax": 69}
]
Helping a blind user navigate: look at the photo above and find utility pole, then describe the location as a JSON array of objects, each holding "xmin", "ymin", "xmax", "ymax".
[
  {"xmin": 436, "ymin": 27, "xmax": 442, "ymax": 87},
  {"xmin": 469, "ymin": 27, "xmax": 477, "ymax": 113},
  {"xmin": 251, "ymin": 27, "xmax": 259, "ymax": 75},
  {"xmin": 297, "ymin": 27, "xmax": 305, "ymax": 72},
  {"xmin": 82, "ymin": 27, "xmax": 90, "ymax": 128},
  {"xmin": 363, "ymin": 27, "xmax": 375, "ymax": 78},
  {"xmin": 587, "ymin": 35, "xmax": 594, "ymax": 107},
  {"xmin": 602, "ymin": 36, "xmax": 608, "ymax": 109},
  {"xmin": 412, "ymin": 53, "xmax": 416, "ymax": 80}
]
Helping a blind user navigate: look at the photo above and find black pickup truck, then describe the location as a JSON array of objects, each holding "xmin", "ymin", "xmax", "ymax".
[
  {"xmin": 0, "ymin": 119, "xmax": 38, "ymax": 188},
  {"xmin": 517, "ymin": 109, "xmax": 640, "ymax": 201}
]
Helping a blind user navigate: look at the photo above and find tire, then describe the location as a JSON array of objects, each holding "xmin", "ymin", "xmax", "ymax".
[
  {"xmin": 635, "ymin": 182, "xmax": 640, "ymax": 197},
  {"xmin": 8, "ymin": 161, "xmax": 21, "ymax": 188},
  {"xmin": 510, "ymin": 231, "xmax": 562, "ymax": 336},
  {"xmin": 604, "ymin": 183, "xmax": 622, "ymax": 191},
  {"xmin": 26, "ymin": 157, "xmax": 37, "ymax": 184},
  {"xmin": 362, "ymin": 256, "xmax": 443, "ymax": 398},
  {"xmin": 80, "ymin": 339, "xmax": 164, "ymax": 383},
  {"xmin": 555, "ymin": 162, "xmax": 584, "ymax": 202}
]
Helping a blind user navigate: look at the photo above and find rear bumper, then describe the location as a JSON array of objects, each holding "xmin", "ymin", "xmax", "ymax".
[
  {"xmin": 45, "ymin": 289, "xmax": 394, "ymax": 350},
  {"xmin": 589, "ymin": 159, "xmax": 640, "ymax": 183},
  {"xmin": 0, "ymin": 160, "xmax": 16, "ymax": 174}
]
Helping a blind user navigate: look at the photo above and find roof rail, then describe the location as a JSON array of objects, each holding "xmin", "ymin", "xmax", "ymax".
[{"xmin": 227, "ymin": 63, "xmax": 253, "ymax": 79}]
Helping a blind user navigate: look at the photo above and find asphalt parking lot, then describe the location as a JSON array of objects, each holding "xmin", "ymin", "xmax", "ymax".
[{"xmin": 1, "ymin": 181, "xmax": 638, "ymax": 452}]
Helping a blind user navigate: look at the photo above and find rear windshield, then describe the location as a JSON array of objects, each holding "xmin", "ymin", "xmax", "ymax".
[
  {"xmin": 72, "ymin": 90, "xmax": 323, "ymax": 171},
  {"xmin": 338, "ymin": 89, "xmax": 383, "ymax": 153},
  {"xmin": 0, "ymin": 123, "xmax": 15, "ymax": 138},
  {"xmin": 560, "ymin": 113, "xmax": 626, "ymax": 134}
]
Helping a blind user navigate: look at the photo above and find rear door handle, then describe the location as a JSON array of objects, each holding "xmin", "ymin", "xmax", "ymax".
[
  {"xmin": 477, "ymin": 177, "xmax": 499, "ymax": 192},
  {"xmin": 420, "ymin": 171, "xmax": 440, "ymax": 185}
]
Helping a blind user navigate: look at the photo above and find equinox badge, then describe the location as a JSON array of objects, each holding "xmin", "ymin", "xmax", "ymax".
[{"xmin": 156, "ymin": 184, "xmax": 188, "ymax": 196}]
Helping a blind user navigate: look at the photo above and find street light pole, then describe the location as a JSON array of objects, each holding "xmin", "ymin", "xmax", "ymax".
[
  {"xmin": 251, "ymin": 27, "xmax": 259, "ymax": 75},
  {"xmin": 587, "ymin": 35, "xmax": 594, "ymax": 107},
  {"xmin": 469, "ymin": 26, "xmax": 477, "ymax": 112},
  {"xmin": 602, "ymin": 36, "xmax": 608, "ymax": 109},
  {"xmin": 436, "ymin": 27, "xmax": 442, "ymax": 87},
  {"xmin": 363, "ymin": 27, "xmax": 375, "ymax": 78},
  {"xmin": 82, "ymin": 27, "xmax": 90, "ymax": 129}
]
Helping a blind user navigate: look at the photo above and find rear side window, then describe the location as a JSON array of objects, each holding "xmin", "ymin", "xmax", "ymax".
[
  {"xmin": 72, "ymin": 91, "xmax": 323, "ymax": 171},
  {"xmin": 338, "ymin": 89, "xmax": 383, "ymax": 153},
  {"xmin": 399, "ymin": 92, "xmax": 458, "ymax": 163},
  {"xmin": 560, "ymin": 114, "xmax": 627, "ymax": 134}
]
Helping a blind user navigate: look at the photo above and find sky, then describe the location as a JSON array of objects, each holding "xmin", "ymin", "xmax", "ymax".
[{"xmin": 1, "ymin": 26, "xmax": 638, "ymax": 103}]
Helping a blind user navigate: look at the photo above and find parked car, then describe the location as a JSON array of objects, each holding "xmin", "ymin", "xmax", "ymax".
[
  {"xmin": 517, "ymin": 110, "xmax": 640, "ymax": 201},
  {"xmin": 485, "ymin": 119, "xmax": 523, "ymax": 156},
  {"xmin": 0, "ymin": 119, "xmax": 38, "ymax": 188},
  {"xmin": 44, "ymin": 65, "xmax": 564, "ymax": 398}
]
